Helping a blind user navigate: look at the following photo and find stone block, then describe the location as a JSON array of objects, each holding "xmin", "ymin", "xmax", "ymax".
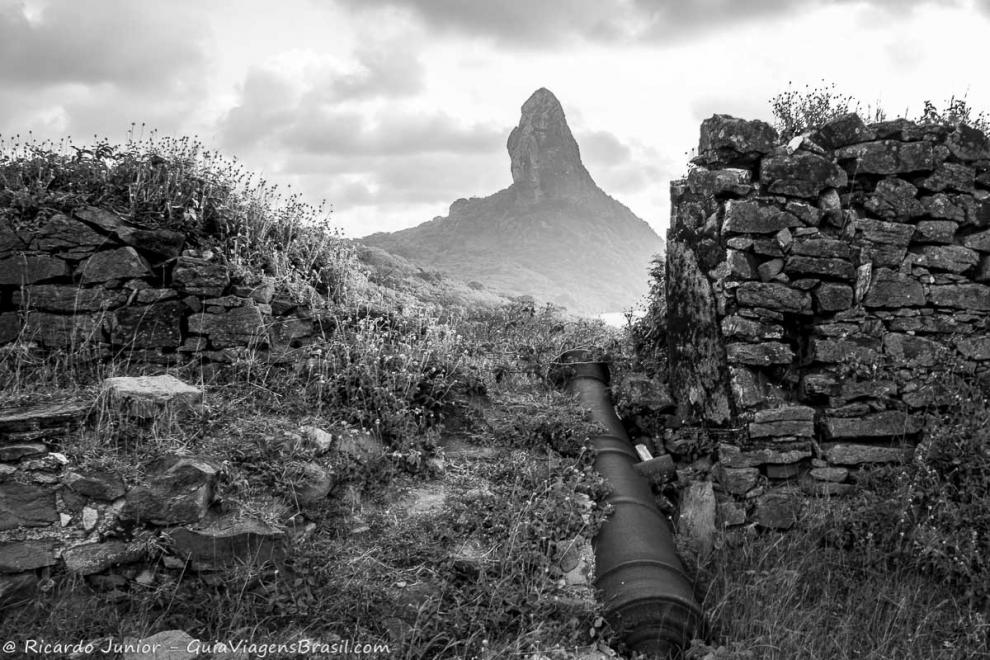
[
  {"xmin": 749, "ymin": 419, "xmax": 813, "ymax": 438},
  {"xmin": 735, "ymin": 281, "xmax": 811, "ymax": 313},
  {"xmin": 0, "ymin": 540, "xmax": 57, "ymax": 573},
  {"xmin": 928, "ymin": 283, "xmax": 990, "ymax": 310},
  {"xmin": 111, "ymin": 301, "xmax": 185, "ymax": 349},
  {"xmin": 718, "ymin": 443, "xmax": 812, "ymax": 469},
  {"xmin": 863, "ymin": 268, "xmax": 925, "ymax": 307},
  {"xmin": 723, "ymin": 200, "xmax": 795, "ymax": 234},
  {"xmin": 14, "ymin": 285, "xmax": 128, "ymax": 312},
  {"xmin": 790, "ymin": 238, "xmax": 853, "ymax": 259},
  {"xmin": 813, "ymin": 113, "xmax": 876, "ymax": 149},
  {"xmin": 188, "ymin": 305, "xmax": 266, "ymax": 349},
  {"xmin": 963, "ymin": 228, "xmax": 990, "ymax": 252},
  {"xmin": 835, "ymin": 140, "xmax": 934, "ymax": 174},
  {"xmin": 697, "ymin": 114, "xmax": 777, "ymax": 168},
  {"xmin": 822, "ymin": 443, "xmax": 913, "ymax": 465},
  {"xmin": 955, "ymin": 336, "xmax": 990, "ymax": 360},
  {"xmin": 919, "ymin": 162, "xmax": 975, "ymax": 192},
  {"xmin": 78, "ymin": 247, "xmax": 151, "ymax": 283},
  {"xmin": 814, "ymin": 283, "xmax": 854, "ymax": 311},
  {"xmin": 721, "ymin": 315, "xmax": 784, "ymax": 341},
  {"xmin": 754, "ymin": 491, "xmax": 802, "ymax": 529},
  {"xmin": 172, "ymin": 255, "xmax": 229, "ymax": 297},
  {"xmin": 855, "ymin": 218, "xmax": 916, "ymax": 247},
  {"xmin": 726, "ymin": 342, "xmax": 794, "ymax": 366},
  {"xmin": 823, "ymin": 411, "xmax": 922, "ymax": 439},
  {"xmin": 913, "ymin": 220, "xmax": 957, "ymax": 244},
  {"xmin": 810, "ymin": 338, "xmax": 879, "ymax": 363},
  {"xmin": 784, "ymin": 256, "xmax": 855, "ymax": 280},
  {"xmin": 0, "ymin": 482, "xmax": 57, "ymax": 530},
  {"xmin": 716, "ymin": 465, "xmax": 760, "ymax": 495},
  {"xmin": 946, "ymin": 124, "xmax": 990, "ymax": 161},
  {"xmin": 30, "ymin": 213, "xmax": 110, "ymax": 257},
  {"xmin": 913, "ymin": 245, "xmax": 979, "ymax": 273},
  {"xmin": 760, "ymin": 152, "xmax": 848, "ymax": 198},
  {"xmin": 0, "ymin": 254, "xmax": 68, "ymax": 286},
  {"xmin": 864, "ymin": 178, "xmax": 923, "ymax": 218},
  {"xmin": 63, "ymin": 541, "xmax": 146, "ymax": 575}
]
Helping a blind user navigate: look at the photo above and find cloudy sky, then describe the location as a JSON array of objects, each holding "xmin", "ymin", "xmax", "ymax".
[{"xmin": 2, "ymin": 0, "xmax": 990, "ymax": 238}]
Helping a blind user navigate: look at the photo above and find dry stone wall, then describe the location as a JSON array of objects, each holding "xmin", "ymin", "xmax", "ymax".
[
  {"xmin": 0, "ymin": 206, "xmax": 333, "ymax": 362},
  {"xmin": 667, "ymin": 113, "xmax": 990, "ymax": 528}
]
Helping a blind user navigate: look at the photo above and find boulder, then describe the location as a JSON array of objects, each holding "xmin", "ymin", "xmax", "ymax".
[
  {"xmin": 121, "ymin": 456, "xmax": 217, "ymax": 525},
  {"xmin": 63, "ymin": 470, "xmax": 126, "ymax": 501},
  {"xmin": 168, "ymin": 515, "xmax": 285, "ymax": 570}
]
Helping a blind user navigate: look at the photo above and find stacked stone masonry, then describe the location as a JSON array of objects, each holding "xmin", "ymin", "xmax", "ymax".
[
  {"xmin": 0, "ymin": 205, "xmax": 335, "ymax": 362},
  {"xmin": 667, "ymin": 113, "xmax": 990, "ymax": 528}
]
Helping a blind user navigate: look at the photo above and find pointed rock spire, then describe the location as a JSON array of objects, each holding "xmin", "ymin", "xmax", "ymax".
[{"xmin": 507, "ymin": 88, "xmax": 594, "ymax": 200}]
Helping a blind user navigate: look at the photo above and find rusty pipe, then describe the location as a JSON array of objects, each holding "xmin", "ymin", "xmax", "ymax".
[{"xmin": 551, "ymin": 350, "xmax": 701, "ymax": 657}]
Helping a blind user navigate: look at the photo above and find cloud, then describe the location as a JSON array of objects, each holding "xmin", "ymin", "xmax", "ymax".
[
  {"xmin": 331, "ymin": 0, "xmax": 956, "ymax": 46},
  {"xmin": 329, "ymin": 43, "xmax": 425, "ymax": 100},
  {"xmin": 577, "ymin": 130, "xmax": 631, "ymax": 166},
  {"xmin": 218, "ymin": 64, "xmax": 504, "ymax": 158},
  {"xmin": 0, "ymin": 0, "xmax": 209, "ymax": 90}
]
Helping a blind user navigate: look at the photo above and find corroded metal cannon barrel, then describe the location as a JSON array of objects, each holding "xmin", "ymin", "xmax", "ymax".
[{"xmin": 551, "ymin": 350, "xmax": 702, "ymax": 657}]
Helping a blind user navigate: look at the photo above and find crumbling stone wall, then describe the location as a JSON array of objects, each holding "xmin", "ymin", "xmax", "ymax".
[
  {"xmin": 667, "ymin": 113, "xmax": 990, "ymax": 528},
  {"xmin": 0, "ymin": 206, "xmax": 331, "ymax": 362}
]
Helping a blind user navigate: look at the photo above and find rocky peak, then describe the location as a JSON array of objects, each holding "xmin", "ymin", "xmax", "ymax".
[{"xmin": 507, "ymin": 88, "xmax": 594, "ymax": 201}]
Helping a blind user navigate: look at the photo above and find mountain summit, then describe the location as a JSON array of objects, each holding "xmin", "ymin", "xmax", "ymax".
[
  {"xmin": 507, "ymin": 88, "xmax": 595, "ymax": 200},
  {"xmin": 361, "ymin": 88, "xmax": 662, "ymax": 315}
]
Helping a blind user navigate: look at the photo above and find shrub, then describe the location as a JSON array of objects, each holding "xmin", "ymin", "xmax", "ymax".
[
  {"xmin": 628, "ymin": 253, "xmax": 667, "ymax": 372},
  {"xmin": 829, "ymin": 365, "xmax": 990, "ymax": 607}
]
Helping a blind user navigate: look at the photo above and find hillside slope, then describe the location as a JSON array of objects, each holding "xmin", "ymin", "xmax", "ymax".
[{"xmin": 361, "ymin": 88, "xmax": 663, "ymax": 316}]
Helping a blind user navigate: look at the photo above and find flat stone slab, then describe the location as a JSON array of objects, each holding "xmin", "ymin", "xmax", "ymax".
[
  {"xmin": 102, "ymin": 375, "xmax": 202, "ymax": 419},
  {"xmin": 0, "ymin": 401, "xmax": 89, "ymax": 436},
  {"xmin": 822, "ymin": 443, "xmax": 913, "ymax": 465}
]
